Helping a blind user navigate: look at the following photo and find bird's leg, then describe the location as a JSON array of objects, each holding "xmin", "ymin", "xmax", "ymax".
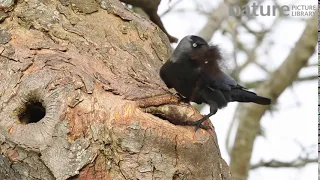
[
  {"xmin": 193, "ymin": 102, "xmax": 218, "ymax": 131},
  {"xmin": 184, "ymin": 121, "xmax": 211, "ymax": 130},
  {"xmin": 192, "ymin": 113, "xmax": 213, "ymax": 132}
]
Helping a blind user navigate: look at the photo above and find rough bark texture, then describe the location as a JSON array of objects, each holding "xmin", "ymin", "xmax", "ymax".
[
  {"xmin": 0, "ymin": 0, "xmax": 233, "ymax": 179},
  {"xmin": 229, "ymin": 13, "xmax": 317, "ymax": 180}
]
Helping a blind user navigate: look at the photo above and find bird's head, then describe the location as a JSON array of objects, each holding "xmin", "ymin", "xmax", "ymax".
[{"xmin": 170, "ymin": 35, "xmax": 209, "ymax": 63}]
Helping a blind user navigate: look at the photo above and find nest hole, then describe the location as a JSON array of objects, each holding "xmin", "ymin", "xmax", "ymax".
[{"xmin": 18, "ymin": 101, "xmax": 46, "ymax": 124}]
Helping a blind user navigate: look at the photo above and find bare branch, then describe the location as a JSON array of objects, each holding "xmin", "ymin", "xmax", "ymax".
[
  {"xmin": 160, "ymin": 0, "xmax": 184, "ymax": 17},
  {"xmin": 251, "ymin": 143, "xmax": 317, "ymax": 169},
  {"xmin": 252, "ymin": 61, "xmax": 270, "ymax": 74},
  {"xmin": 196, "ymin": 1, "xmax": 244, "ymax": 41},
  {"xmin": 250, "ymin": 158, "xmax": 317, "ymax": 169},
  {"xmin": 225, "ymin": 105, "xmax": 240, "ymax": 155},
  {"xmin": 242, "ymin": 75, "xmax": 317, "ymax": 89},
  {"xmin": 230, "ymin": 14, "xmax": 282, "ymax": 78},
  {"xmin": 230, "ymin": 13, "xmax": 317, "ymax": 180},
  {"xmin": 306, "ymin": 62, "xmax": 317, "ymax": 67}
]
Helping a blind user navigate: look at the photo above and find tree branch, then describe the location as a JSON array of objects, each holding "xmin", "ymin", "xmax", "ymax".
[
  {"xmin": 197, "ymin": 0, "xmax": 249, "ymax": 41},
  {"xmin": 160, "ymin": 0, "xmax": 184, "ymax": 17},
  {"xmin": 250, "ymin": 158, "xmax": 317, "ymax": 169},
  {"xmin": 230, "ymin": 14, "xmax": 283, "ymax": 79},
  {"xmin": 242, "ymin": 74, "xmax": 318, "ymax": 89},
  {"xmin": 229, "ymin": 13, "xmax": 317, "ymax": 180},
  {"xmin": 251, "ymin": 143, "xmax": 317, "ymax": 169}
]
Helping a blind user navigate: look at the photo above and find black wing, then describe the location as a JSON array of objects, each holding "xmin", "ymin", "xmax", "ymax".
[{"xmin": 204, "ymin": 72, "xmax": 243, "ymax": 91}]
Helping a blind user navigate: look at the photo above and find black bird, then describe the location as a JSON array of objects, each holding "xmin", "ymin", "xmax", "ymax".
[{"xmin": 160, "ymin": 35, "xmax": 271, "ymax": 131}]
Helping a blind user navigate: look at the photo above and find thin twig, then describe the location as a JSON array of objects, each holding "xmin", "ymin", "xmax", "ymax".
[
  {"xmin": 250, "ymin": 158, "xmax": 317, "ymax": 169},
  {"xmin": 160, "ymin": 0, "xmax": 185, "ymax": 17}
]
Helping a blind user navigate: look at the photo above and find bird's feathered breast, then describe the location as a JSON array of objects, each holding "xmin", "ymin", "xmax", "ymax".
[
  {"xmin": 190, "ymin": 45, "xmax": 240, "ymax": 91},
  {"xmin": 198, "ymin": 45, "xmax": 224, "ymax": 77}
]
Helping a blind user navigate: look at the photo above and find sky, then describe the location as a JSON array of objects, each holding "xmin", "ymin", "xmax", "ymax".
[{"xmin": 157, "ymin": 0, "xmax": 318, "ymax": 179}]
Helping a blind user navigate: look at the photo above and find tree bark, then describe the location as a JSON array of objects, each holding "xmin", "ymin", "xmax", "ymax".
[{"xmin": 0, "ymin": 0, "xmax": 233, "ymax": 179}]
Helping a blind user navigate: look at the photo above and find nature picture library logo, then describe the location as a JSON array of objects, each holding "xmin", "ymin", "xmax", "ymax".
[{"xmin": 229, "ymin": 2, "xmax": 316, "ymax": 17}]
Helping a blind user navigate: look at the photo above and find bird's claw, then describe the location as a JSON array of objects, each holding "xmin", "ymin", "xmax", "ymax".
[
  {"xmin": 193, "ymin": 121, "xmax": 211, "ymax": 132},
  {"xmin": 185, "ymin": 120, "xmax": 211, "ymax": 131}
]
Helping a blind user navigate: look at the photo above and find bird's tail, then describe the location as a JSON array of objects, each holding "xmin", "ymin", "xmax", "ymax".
[{"xmin": 229, "ymin": 89, "xmax": 271, "ymax": 105}]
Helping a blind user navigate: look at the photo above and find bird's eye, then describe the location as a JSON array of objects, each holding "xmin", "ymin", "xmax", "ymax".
[{"xmin": 192, "ymin": 43, "xmax": 198, "ymax": 48}]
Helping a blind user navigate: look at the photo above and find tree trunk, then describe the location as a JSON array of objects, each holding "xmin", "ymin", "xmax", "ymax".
[{"xmin": 0, "ymin": 0, "xmax": 233, "ymax": 179}]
